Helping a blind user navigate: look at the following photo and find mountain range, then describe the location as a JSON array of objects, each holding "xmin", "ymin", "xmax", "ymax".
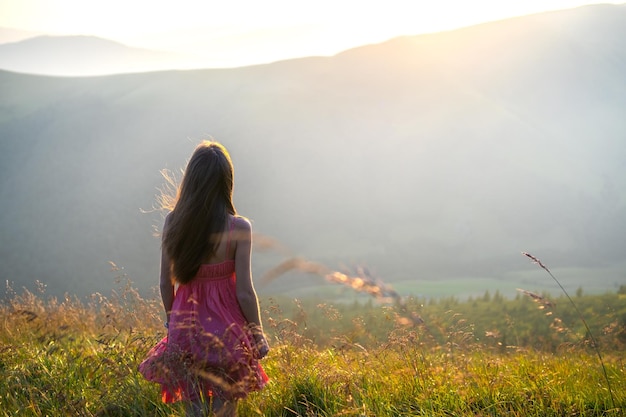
[
  {"xmin": 1, "ymin": 4, "xmax": 625, "ymax": 300},
  {"xmin": 0, "ymin": 35, "xmax": 194, "ymax": 76}
]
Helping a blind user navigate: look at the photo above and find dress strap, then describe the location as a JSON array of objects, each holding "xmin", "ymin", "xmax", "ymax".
[{"xmin": 225, "ymin": 217, "xmax": 235, "ymax": 255}]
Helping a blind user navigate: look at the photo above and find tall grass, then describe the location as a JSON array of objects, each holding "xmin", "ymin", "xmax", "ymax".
[
  {"xmin": 1, "ymin": 278, "xmax": 624, "ymax": 416},
  {"xmin": 522, "ymin": 252, "xmax": 616, "ymax": 409}
]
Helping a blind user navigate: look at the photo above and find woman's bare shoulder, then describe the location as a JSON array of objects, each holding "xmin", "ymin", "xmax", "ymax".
[
  {"xmin": 233, "ymin": 215, "xmax": 252, "ymax": 231},
  {"xmin": 231, "ymin": 216, "xmax": 251, "ymax": 246}
]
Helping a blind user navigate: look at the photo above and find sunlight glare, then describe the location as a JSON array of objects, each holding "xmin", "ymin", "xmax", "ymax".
[{"xmin": 0, "ymin": 0, "xmax": 623, "ymax": 67}]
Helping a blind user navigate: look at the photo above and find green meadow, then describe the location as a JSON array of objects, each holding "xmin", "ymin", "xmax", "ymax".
[{"xmin": 1, "ymin": 279, "xmax": 624, "ymax": 416}]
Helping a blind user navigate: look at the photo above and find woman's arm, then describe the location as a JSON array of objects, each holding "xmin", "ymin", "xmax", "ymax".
[
  {"xmin": 234, "ymin": 216, "xmax": 269, "ymax": 357},
  {"xmin": 159, "ymin": 214, "xmax": 174, "ymax": 325},
  {"xmin": 234, "ymin": 217, "xmax": 263, "ymax": 328}
]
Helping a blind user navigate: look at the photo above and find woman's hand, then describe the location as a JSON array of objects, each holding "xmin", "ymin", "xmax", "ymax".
[
  {"xmin": 248, "ymin": 324, "xmax": 270, "ymax": 359},
  {"xmin": 254, "ymin": 333, "xmax": 270, "ymax": 359}
]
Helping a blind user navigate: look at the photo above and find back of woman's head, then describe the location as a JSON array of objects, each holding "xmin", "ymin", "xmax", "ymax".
[
  {"xmin": 178, "ymin": 142, "xmax": 234, "ymax": 210},
  {"xmin": 164, "ymin": 141, "xmax": 237, "ymax": 284}
]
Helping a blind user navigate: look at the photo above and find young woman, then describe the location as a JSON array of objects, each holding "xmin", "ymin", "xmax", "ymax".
[{"xmin": 139, "ymin": 141, "xmax": 269, "ymax": 417}]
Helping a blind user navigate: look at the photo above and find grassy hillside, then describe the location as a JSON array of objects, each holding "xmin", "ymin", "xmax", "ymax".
[
  {"xmin": 1, "ymin": 4, "xmax": 626, "ymax": 298},
  {"xmin": 0, "ymin": 282, "xmax": 624, "ymax": 416}
]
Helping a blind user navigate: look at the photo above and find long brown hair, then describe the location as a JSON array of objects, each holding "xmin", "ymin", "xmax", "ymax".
[{"xmin": 163, "ymin": 141, "xmax": 236, "ymax": 284}]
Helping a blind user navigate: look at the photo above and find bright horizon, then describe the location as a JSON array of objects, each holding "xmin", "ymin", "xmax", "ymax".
[{"xmin": 1, "ymin": 0, "xmax": 624, "ymax": 68}]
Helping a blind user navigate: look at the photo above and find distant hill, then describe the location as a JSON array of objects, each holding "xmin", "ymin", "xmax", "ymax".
[
  {"xmin": 0, "ymin": 35, "xmax": 193, "ymax": 76},
  {"xmin": 0, "ymin": 27, "xmax": 43, "ymax": 44},
  {"xmin": 1, "ymin": 4, "xmax": 625, "ymax": 299}
]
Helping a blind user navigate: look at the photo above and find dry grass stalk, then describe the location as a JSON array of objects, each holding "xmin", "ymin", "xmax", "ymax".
[
  {"xmin": 261, "ymin": 256, "xmax": 423, "ymax": 327},
  {"xmin": 522, "ymin": 251, "xmax": 616, "ymax": 410},
  {"xmin": 516, "ymin": 288, "xmax": 556, "ymax": 309}
]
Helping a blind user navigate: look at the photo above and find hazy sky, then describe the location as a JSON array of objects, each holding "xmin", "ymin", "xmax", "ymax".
[{"xmin": 1, "ymin": 0, "xmax": 623, "ymax": 67}]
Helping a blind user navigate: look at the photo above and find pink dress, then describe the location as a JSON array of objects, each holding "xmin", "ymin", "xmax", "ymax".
[{"xmin": 139, "ymin": 223, "xmax": 268, "ymax": 402}]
